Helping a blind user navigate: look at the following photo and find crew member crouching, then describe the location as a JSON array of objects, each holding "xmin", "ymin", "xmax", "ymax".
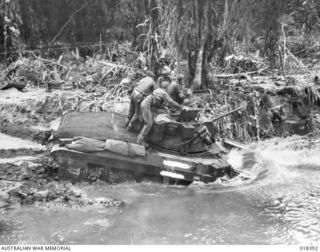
[
  {"xmin": 125, "ymin": 70, "xmax": 158, "ymax": 131},
  {"xmin": 137, "ymin": 88, "xmax": 187, "ymax": 145}
]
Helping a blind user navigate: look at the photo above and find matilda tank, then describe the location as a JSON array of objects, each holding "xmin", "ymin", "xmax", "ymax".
[{"xmin": 50, "ymin": 108, "xmax": 243, "ymax": 185}]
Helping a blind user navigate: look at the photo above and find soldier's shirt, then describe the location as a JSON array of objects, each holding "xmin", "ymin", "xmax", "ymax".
[{"xmin": 135, "ymin": 76, "xmax": 158, "ymax": 96}]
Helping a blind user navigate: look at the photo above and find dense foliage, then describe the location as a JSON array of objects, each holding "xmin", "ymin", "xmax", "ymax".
[{"xmin": 0, "ymin": 0, "xmax": 319, "ymax": 87}]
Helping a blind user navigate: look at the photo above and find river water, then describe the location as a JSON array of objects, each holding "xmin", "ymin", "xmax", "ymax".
[{"xmin": 1, "ymin": 135, "xmax": 320, "ymax": 245}]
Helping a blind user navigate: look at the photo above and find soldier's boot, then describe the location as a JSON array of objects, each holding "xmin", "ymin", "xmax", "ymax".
[{"xmin": 137, "ymin": 134, "xmax": 145, "ymax": 145}]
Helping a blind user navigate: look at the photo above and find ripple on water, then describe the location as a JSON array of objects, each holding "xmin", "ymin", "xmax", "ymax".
[{"xmin": 0, "ymin": 219, "xmax": 25, "ymax": 244}]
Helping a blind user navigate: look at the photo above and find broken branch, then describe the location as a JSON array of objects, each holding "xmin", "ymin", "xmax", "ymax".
[
  {"xmin": 28, "ymin": 51, "xmax": 69, "ymax": 69},
  {"xmin": 51, "ymin": 0, "xmax": 94, "ymax": 44}
]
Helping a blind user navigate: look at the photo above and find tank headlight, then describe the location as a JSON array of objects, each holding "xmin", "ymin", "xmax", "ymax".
[
  {"xmin": 163, "ymin": 160, "xmax": 191, "ymax": 170},
  {"xmin": 160, "ymin": 171, "xmax": 185, "ymax": 180}
]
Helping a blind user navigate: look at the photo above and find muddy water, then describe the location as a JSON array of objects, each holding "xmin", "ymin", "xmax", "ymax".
[{"xmin": 1, "ymin": 135, "xmax": 320, "ymax": 245}]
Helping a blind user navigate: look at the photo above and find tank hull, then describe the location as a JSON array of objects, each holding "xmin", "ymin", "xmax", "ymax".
[{"xmin": 51, "ymin": 145, "xmax": 233, "ymax": 185}]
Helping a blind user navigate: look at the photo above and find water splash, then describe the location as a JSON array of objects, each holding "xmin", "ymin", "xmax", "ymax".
[{"xmin": 216, "ymin": 134, "xmax": 320, "ymax": 189}]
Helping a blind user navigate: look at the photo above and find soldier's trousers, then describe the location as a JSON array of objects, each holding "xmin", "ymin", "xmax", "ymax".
[
  {"xmin": 127, "ymin": 90, "xmax": 144, "ymax": 127},
  {"xmin": 139, "ymin": 102, "xmax": 154, "ymax": 139}
]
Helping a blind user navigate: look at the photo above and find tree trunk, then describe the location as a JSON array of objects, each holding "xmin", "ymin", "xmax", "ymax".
[
  {"xmin": 193, "ymin": 38, "xmax": 205, "ymax": 89},
  {"xmin": 149, "ymin": 0, "xmax": 160, "ymax": 75},
  {"xmin": 191, "ymin": 0, "xmax": 209, "ymax": 90},
  {"xmin": 263, "ymin": 0, "xmax": 282, "ymax": 68},
  {"xmin": 2, "ymin": 0, "xmax": 22, "ymax": 62}
]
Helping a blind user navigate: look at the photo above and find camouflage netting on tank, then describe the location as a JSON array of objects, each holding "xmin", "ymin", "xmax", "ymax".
[{"xmin": 57, "ymin": 112, "xmax": 137, "ymax": 142}]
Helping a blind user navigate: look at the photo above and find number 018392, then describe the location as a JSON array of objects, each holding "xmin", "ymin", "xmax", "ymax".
[{"xmin": 300, "ymin": 246, "xmax": 318, "ymax": 251}]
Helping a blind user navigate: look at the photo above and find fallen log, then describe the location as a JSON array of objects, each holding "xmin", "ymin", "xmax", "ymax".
[
  {"xmin": 29, "ymin": 51, "xmax": 69, "ymax": 69},
  {"xmin": 98, "ymin": 61, "xmax": 145, "ymax": 75},
  {"xmin": 215, "ymin": 67, "xmax": 268, "ymax": 80},
  {"xmin": 1, "ymin": 82, "xmax": 26, "ymax": 91}
]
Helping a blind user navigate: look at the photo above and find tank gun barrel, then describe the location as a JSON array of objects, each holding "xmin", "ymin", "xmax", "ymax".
[{"xmin": 211, "ymin": 106, "xmax": 245, "ymax": 122}]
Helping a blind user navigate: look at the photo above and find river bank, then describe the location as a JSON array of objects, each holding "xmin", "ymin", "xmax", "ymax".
[{"xmin": 0, "ymin": 133, "xmax": 124, "ymax": 211}]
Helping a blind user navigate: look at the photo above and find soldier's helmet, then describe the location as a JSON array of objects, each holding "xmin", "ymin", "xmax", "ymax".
[
  {"xmin": 161, "ymin": 66, "xmax": 171, "ymax": 76},
  {"xmin": 145, "ymin": 70, "xmax": 155, "ymax": 78},
  {"xmin": 160, "ymin": 81, "xmax": 170, "ymax": 89},
  {"xmin": 177, "ymin": 74, "xmax": 184, "ymax": 81},
  {"xmin": 120, "ymin": 78, "xmax": 131, "ymax": 87}
]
